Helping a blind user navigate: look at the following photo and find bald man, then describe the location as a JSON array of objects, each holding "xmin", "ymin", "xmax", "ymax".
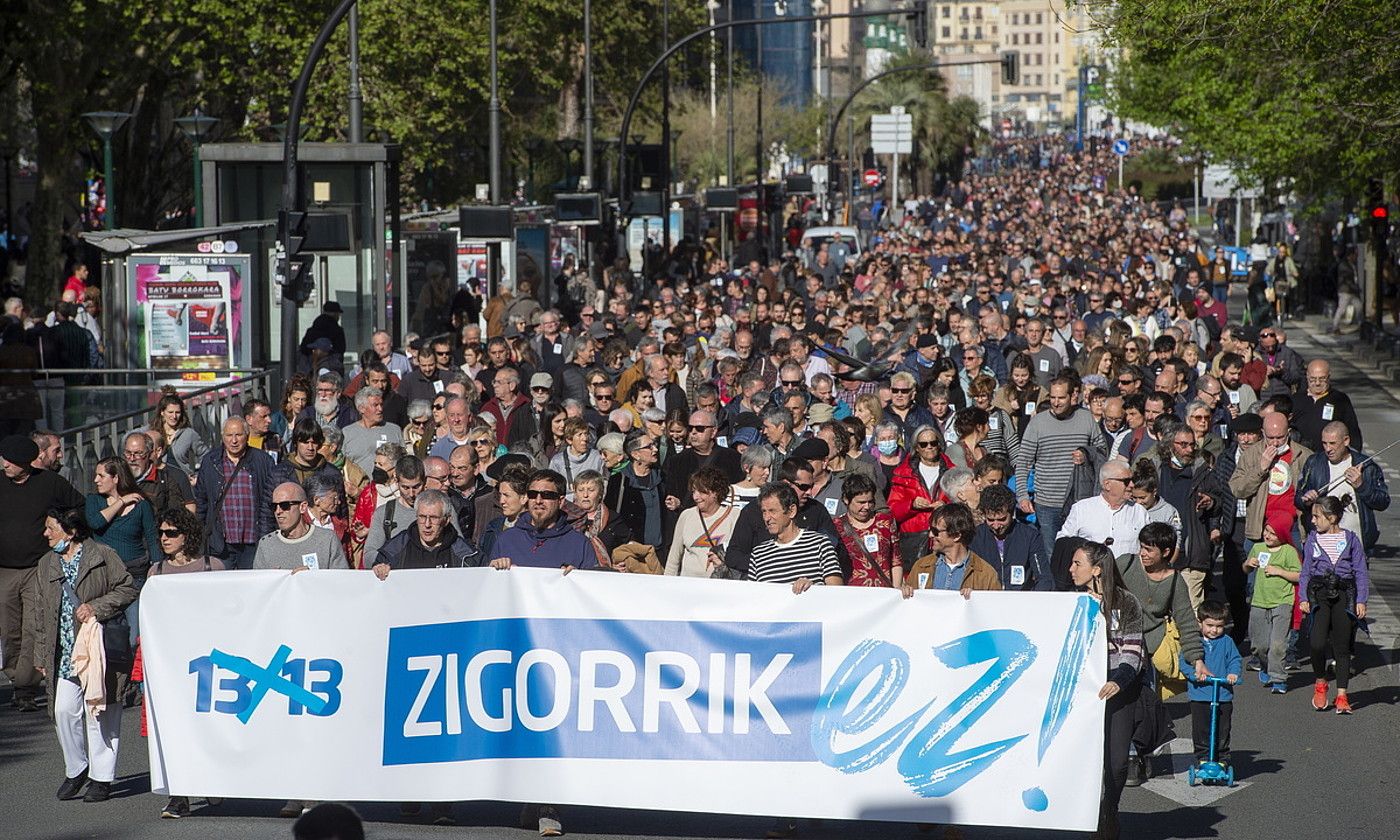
[
  {"xmin": 1292, "ymin": 359, "xmax": 1362, "ymax": 452},
  {"xmin": 254, "ymin": 481, "xmax": 349, "ymax": 571},
  {"xmin": 194, "ymin": 417, "xmax": 277, "ymax": 569},
  {"xmin": 1228, "ymin": 412, "xmax": 1313, "ymax": 548},
  {"xmin": 1296, "ymin": 421, "xmax": 1391, "ymax": 550}
]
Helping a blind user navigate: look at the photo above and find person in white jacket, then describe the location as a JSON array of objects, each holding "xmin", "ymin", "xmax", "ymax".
[
  {"xmin": 665, "ymin": 467, "xmax": 738, "ymax": 577},
  {"xmin": 1058, "ymin": 461, "xmax": 1148, "ymax": 556}
]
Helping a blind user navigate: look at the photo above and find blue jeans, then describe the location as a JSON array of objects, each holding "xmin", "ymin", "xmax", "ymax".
[
  {"xmin": 124, "ymin": 571, "xmax": 147, "ymax": 646},
  {"xmin": 1033, "ymin": 504, "xmax": 1066, "ymax": 562}
]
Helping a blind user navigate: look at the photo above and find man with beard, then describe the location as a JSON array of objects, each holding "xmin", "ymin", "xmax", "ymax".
[
  {"xmin": 1014, "ymin": 374, "xmax": 1108, "ymax": 559},
  {"xmin": 301, "ymin": 371, "xmax": 360, "ymax": 428}
]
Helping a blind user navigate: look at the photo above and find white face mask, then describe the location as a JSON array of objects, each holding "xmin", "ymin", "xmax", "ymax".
[
  {"xmin": 52, "ymin": 538, "xmax": 71, "ymax": 555},
  {"xmin": 876, "ymin": 439, "xmax": 899, "ymax": 456}
]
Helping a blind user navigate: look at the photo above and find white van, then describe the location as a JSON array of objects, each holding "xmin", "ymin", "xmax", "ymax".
[{"xmin": 799, "ymin": 225, "xmax": 863, "ymax": 261}]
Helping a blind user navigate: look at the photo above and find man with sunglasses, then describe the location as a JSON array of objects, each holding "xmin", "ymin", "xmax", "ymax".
[
  {"xmin": 661, "ymin": 409, "xmax": 743, "ymax": 532},
  {"xmin": 487, "ymin": 470, "xmax": 596, "ymax": 572},
  {"xmin": 722, "ymin": 458, "xmax": 848, "ymax": 580},
  {"xmin": 1057, "ymin": 461, "xmax": 1146, "ymax": 557},
  {"xmin": 1156, "ymin": 421, "xmax": 1233, "ymax": 609},
  {"xmin": 253, "ymin": 481, "xmax": 349, "ymax": 571}
]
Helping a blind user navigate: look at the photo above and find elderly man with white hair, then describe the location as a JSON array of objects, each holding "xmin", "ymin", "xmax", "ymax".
[
  {"xmin": 1056, "ymin": 460, "xmax": 1148, "ymax": 556},
  {"xmin": 193, "ymin": 416, "xmax": 277, "ymax": 569}
]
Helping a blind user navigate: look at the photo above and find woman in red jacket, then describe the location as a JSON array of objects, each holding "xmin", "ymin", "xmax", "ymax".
[{"xmin": 888, "ymin": 424, "xmax": 953, "ymax": 570}]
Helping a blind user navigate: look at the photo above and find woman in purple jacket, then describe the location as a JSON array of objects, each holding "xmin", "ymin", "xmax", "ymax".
[{"xmin": 1299, "ymin": 494, "xmax": 1369, "ymax": 715}]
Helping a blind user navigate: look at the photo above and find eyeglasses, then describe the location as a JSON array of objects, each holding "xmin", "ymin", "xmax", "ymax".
[
  {"xmin": 791, "ymin": 482, "xmax": 814, "ymax": 491},
  {"xmin": 123, "ymin": 450, "xmax": 146, "ymax": 459},
  {"xmin": 531, "ymin": 386, "xmax": 551, "ymax": 392},
  {"xmin": 928, "ymin": 526, "xmax": 946, "ymax": 536},
  {"xmin": 917, "ymin": 440, "xmax": 940, "ymax": 449},
  {"xmin": 1260, "ymin": 331, "xmax": 1276, "ymax": 338},
  {"xmin": 1117, "ymin": 378, "xmax": 1135, "ymax": 385},
  {"xmin": 416, "ymin": 513, "xmax": 446, "ymax": 523},
  {"xmin": 781, "ymin": 379, "xmax": 804, "ymax": 387},
  {"xmin": 411, "ymin": 418, "xmax": 428, "ymax": 427},
  {"xmin": 273, "ymin": 500, "xmax": 303, "ymax": 511},
  {"xmin": 891, "ymin": 387, "xmax": 914, "ymax": 394},
  {"xmin": 526, "ymin": 489, "xmax": 563, "ymax": 501},
  {"xmin": 158, "ymin": 528, "xmax": 182, "ymax": 538},
  {"xmin": 432, "ymin": 402, "xmax": 446, "ymax": 410},
  {"xmin": 688, "ymin": 424, "xmax": 714, "ymax": 432},
  {"xmin": 435, "ymin": 351, "xmax": 452, "ymax": 357},
  {"xmin": 635, "ymin": 441, "xmax": 658, "ymax": 450},
  {"xmin": 470, "ymin": 439, "xmax": 492, "ymax": 447},
  {"xmin": 595, "ymin": 392, "xmax": 616, "ymax": 401}
]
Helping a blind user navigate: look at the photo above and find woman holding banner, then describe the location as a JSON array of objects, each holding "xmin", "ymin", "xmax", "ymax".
[{"xmin": 1069, "ymin": 540, "xmax": 1144, "ymax": 840}]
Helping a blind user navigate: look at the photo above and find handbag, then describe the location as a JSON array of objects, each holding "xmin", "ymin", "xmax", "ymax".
[
  {"xmin": 60, "ymin": 577, "xmax": 134, "ymax": 676},
  {"xmin": 1149, "ymin": 570, "xmax": 1187, "ymax": 699},
  {"xmin": 697, "ymin": 508, "xmax": 735, "ymax": 580}
]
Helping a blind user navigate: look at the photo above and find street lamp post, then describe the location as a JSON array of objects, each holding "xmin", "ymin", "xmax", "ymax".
[
  {"xmin": 81, "ymin": 111, "xmax": 131, "ymax": 230},
  {"xmin": 175, "ymin": 109, "xmax": 220, "ymax": 228}
]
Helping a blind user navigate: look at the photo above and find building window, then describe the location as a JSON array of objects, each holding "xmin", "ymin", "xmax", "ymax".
[
  {"xmin": 961, "ymin": 27, "xmax": 968, "ymax": 39},
  {"xmin": 974, "ymin": 26, "xmax": 982, "ymax": 39},
  {"xmin": 1036, "ymin": 32, "xmax": 1043, "ymax": 44},
  {"xmin": 942, "ymin": 5, "xmax": 950, "ymax": 19},
  {"xmin": 1036, "ymin": 12, "xmax": 1043, "ymax": 24},
  {"xmin": 1010, "ymin": 33, "xmax": 1017, "ymax": 45},
  {"xmin": 942, "ymin": 26, "xmax": 950, "ymax": 38}
]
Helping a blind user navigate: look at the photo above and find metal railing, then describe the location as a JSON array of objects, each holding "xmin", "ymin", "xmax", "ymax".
[{"xmin": 58, "ymin": 370, "xmax": 275, "ymax": 494}]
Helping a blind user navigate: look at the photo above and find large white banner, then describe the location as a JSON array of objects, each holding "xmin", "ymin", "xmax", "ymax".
[{"xmin": 141, "ymin": 569, "xmax": 1107, "ymax": 832}]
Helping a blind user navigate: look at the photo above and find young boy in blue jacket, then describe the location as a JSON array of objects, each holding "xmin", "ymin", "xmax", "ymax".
[{"xmin": 1181, "ymin": 600, "xmax": 1242, "ymax": 767}]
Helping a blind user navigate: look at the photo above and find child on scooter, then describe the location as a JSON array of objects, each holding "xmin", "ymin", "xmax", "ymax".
[{"xmin": 1181, "ymin": 600, "xmax": 1242, "ymax": 767}]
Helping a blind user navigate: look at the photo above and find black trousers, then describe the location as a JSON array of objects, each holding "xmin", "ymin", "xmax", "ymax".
[
  {"xmin": 1190, "ymin": 700, "xmax": 1232, "ymax": 764},
  {"xmin": 1103, "ymin": 680, "xmax": 1141, "ymax": 811},
  {"xmin": 1311, "ymin": 597, "xmax": 1356, "ymax": 689}
]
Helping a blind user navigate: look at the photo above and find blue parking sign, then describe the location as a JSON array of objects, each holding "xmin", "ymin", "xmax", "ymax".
[{"xmin": 1111, "ymin": 139, "xmax": 1130, "ymax": 156}]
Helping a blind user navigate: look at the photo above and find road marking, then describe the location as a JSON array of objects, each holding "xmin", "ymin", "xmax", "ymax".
[{"xmin": 1140, "ymin": 736, "xmax": 1253, "ymax": 805}]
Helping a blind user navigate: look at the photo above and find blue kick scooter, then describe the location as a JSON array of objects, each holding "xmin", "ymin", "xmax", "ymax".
[{"xmin": 1186, "ymin": 676, "xmax": 1235, "ymax": 787}]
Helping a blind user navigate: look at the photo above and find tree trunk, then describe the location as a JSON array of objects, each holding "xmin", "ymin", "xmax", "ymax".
[{"xmin": 556, "ymin": 40, "xmax": 584, "ymax": 140}]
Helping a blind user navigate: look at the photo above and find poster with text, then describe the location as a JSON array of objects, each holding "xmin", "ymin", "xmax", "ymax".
[{"xmin": 131, "ymin": 253, "xmax": 249, "ymax": 386}]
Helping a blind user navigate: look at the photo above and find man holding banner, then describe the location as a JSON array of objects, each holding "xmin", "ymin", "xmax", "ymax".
[{"xmin": 487, "ymin": 470, "xmax": 597, "ymax": 572}]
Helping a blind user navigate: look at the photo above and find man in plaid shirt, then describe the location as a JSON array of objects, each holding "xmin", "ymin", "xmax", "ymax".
[{"xmin": 194, "ymin": 417, "xmax": 276, "ymax": 570}]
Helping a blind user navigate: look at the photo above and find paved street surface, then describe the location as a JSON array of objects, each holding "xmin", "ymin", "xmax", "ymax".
[{"xmin": 3, "ymin": 316, "xmax": 1396, "ymax": 840}]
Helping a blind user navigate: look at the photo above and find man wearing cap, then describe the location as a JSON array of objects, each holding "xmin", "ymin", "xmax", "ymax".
[
  {"xmin": 899, "ymin": 334, "xmax": 943, "ymax": 387},
  {"xmin": 797, "ymin": 437, "xmax": 847, "ymax": 518},
  {"xmin": 297, "ymin": 302, "xmax": 346, "ymax": 374},
  {"xmin": 0, "ymin": 434, "xmax": 83, "ymax": 711}
]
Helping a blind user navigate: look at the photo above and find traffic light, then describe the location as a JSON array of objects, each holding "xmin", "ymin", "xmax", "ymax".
[
  {"xmin": 278, "ymin": 208, "xmax": 314, "ymax": 304},
  {"xmin": 1367, "ymin": 177, "xmax": 1388, "ymax": 222},
  {"xmin": 1001, "ymin": 52, "xmax": 1020, "ymax": 86}
]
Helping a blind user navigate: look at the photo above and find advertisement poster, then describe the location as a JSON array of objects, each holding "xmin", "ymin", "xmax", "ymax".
[
  {"xmin": 514, "ymin": 224, "xmax": 550, "ymax": 307},
  {"xmin": 130, "ymin": 253, "xmax": 250, "ymax": 386},
  {"xmin": 403, "ymin": 230, "xmax": 459, "ymax": 337}
]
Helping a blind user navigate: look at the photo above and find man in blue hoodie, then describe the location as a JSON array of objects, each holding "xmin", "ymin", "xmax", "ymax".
[{"xmin": 487, "ymin": 469, "xmax": 597, "ymax": 571}]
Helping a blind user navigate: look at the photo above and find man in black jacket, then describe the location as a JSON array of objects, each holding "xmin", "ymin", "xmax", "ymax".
[
  {"xmin": 1158, "ymin": 421, "xmax": 1234, "ymax": 608},
  {"xmin": 661, "ymin": 409, "xmax": 743, "ymax": 536},
  {"xmin": 724, "ymin": 459, "xmax": 849, "ymax": 578},
  {"xmin": 193, "ymin": 417, "xmax": 276, "ymax": 570},
  {"xmin": 0, "ymin": 434, "xmax": 83, "ymax": 710},
  {"xmin": 371, "ymin": 490, "xmax": 478, "ymax": 576}
]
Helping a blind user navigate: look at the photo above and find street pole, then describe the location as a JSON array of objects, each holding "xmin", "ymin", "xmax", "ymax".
[
  {"xmin": 488, "ymin": 0, "xmax": 501, "ymax": 204},
  {"xmin": 1117, "ymin": 153, "xmax": 1123, "ymax": 192},
  {"xmin": 708, "ymin": 1, "xmax": 718, "ymax": 123},
  {"xmin": 348, "ymin": 4, "xmax": 363, "ymax": 143},
  {"xmin": 102, "ymin": 137, "xmax": 116, "ymax": 230},
  {"xmin": 583, "ymin": 0, "xmax": 594, "ymax": 184},
  {"xmin": 661, "ymin": 0, "xmax": 671, "ymax": 264},
  {"xmin": 1075, "ymin": 64, "xmax": 1085, "ymax": 153},
  {"xmin": 279, "ymin": 0, "xmax": 358, "ymax": 383},
  {"xmin": 725, "ymin": 0, "xmax": 735, "ymax": 186}
]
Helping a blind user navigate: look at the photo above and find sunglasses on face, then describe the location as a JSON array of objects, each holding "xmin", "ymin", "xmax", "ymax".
[
  {"xmin": 891, "ymin": 387, "xmax": 913, "ymax": 394},
  {"xmin": 432, "ymin": 402, "xmax": 446, "ymax": 410},
  {"xmin": 595, "ymin": 392, "xmax": 616, "ymax": 401},
  {"xmin": 917, "ymin": 440, "xmax": 940, "ymax": 449},
  {"xmin": 688, "ymin": 424, "xmax": 714, "ymax": 432},
  {"xmin": 527, "ymin": 489, "xmax": 562, "ymax": 501},
  {"xmin": 791, "ymin": 482, "xmax": 814, "ymax": 492},
  {"xmin": 158, "ymin": 528, "xmax": 182, "ymax": 538},
  {"xmin": 273, "ymin": 500, "xmax": 302, "ymax": 511}
]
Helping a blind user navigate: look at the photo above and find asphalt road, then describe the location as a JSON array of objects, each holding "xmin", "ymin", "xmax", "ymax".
[{"xmin": 2, "ymin": 316, "xmax": 1396, "ymax": 840}]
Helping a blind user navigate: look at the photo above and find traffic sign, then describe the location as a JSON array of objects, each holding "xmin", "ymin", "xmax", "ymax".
[
  {"xmin": 1111, "ymin": 138, "xmax": 1130, "ymax": 156},
  {"xmin": 871, "ymin": 113, "xmax": 913, "ymax": 155},
  {"xmin": 863, "ymin": 169, "xmax": 881, "ymax": 187}
]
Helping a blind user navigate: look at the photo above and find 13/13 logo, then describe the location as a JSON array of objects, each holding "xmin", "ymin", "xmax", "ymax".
[{"xmin": 188, "ymin": 644, "xmax": 343, "ymax": 724}]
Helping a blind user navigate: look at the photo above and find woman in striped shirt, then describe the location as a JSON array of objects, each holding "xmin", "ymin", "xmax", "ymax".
[
  {"xmin": 1300, "ymin": 494, "xmax": 1370, "ymax": 714},
  {"xmin": 1069, "ymin": 540, "xmax": 1145, "ymax": 840}
]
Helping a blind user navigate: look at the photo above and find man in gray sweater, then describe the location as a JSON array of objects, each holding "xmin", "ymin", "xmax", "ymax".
[
  {"xmin": 1014, "ymin": 374, "xmax": 1108, "ymax": 559},
  {"xmin": 254, "ymin": 482, "xmax": 349, "ymax": 571}
]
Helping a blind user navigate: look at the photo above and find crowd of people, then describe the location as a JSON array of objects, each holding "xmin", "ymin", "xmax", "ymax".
[{"xmin": 0, "ymin": 136, "xmax": 1388, "ymax": 840}]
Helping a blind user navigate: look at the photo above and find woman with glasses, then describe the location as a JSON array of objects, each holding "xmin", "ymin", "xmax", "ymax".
[
  {"xmin": 403, "ymin": 399, "xmax": 434, "ymax": 459},
  {"xmin": 888, "ymin": 424, "xmax": 953, "ymax": 570},
  {"xmin": 145, "ymin": 508, "xmax": 223, "ymax": 817}
]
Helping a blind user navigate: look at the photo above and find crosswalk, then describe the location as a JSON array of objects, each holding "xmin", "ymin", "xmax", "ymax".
[{"xmin": 1140, "ymin": 736, "xmax": 1253, "ymax": 806}]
